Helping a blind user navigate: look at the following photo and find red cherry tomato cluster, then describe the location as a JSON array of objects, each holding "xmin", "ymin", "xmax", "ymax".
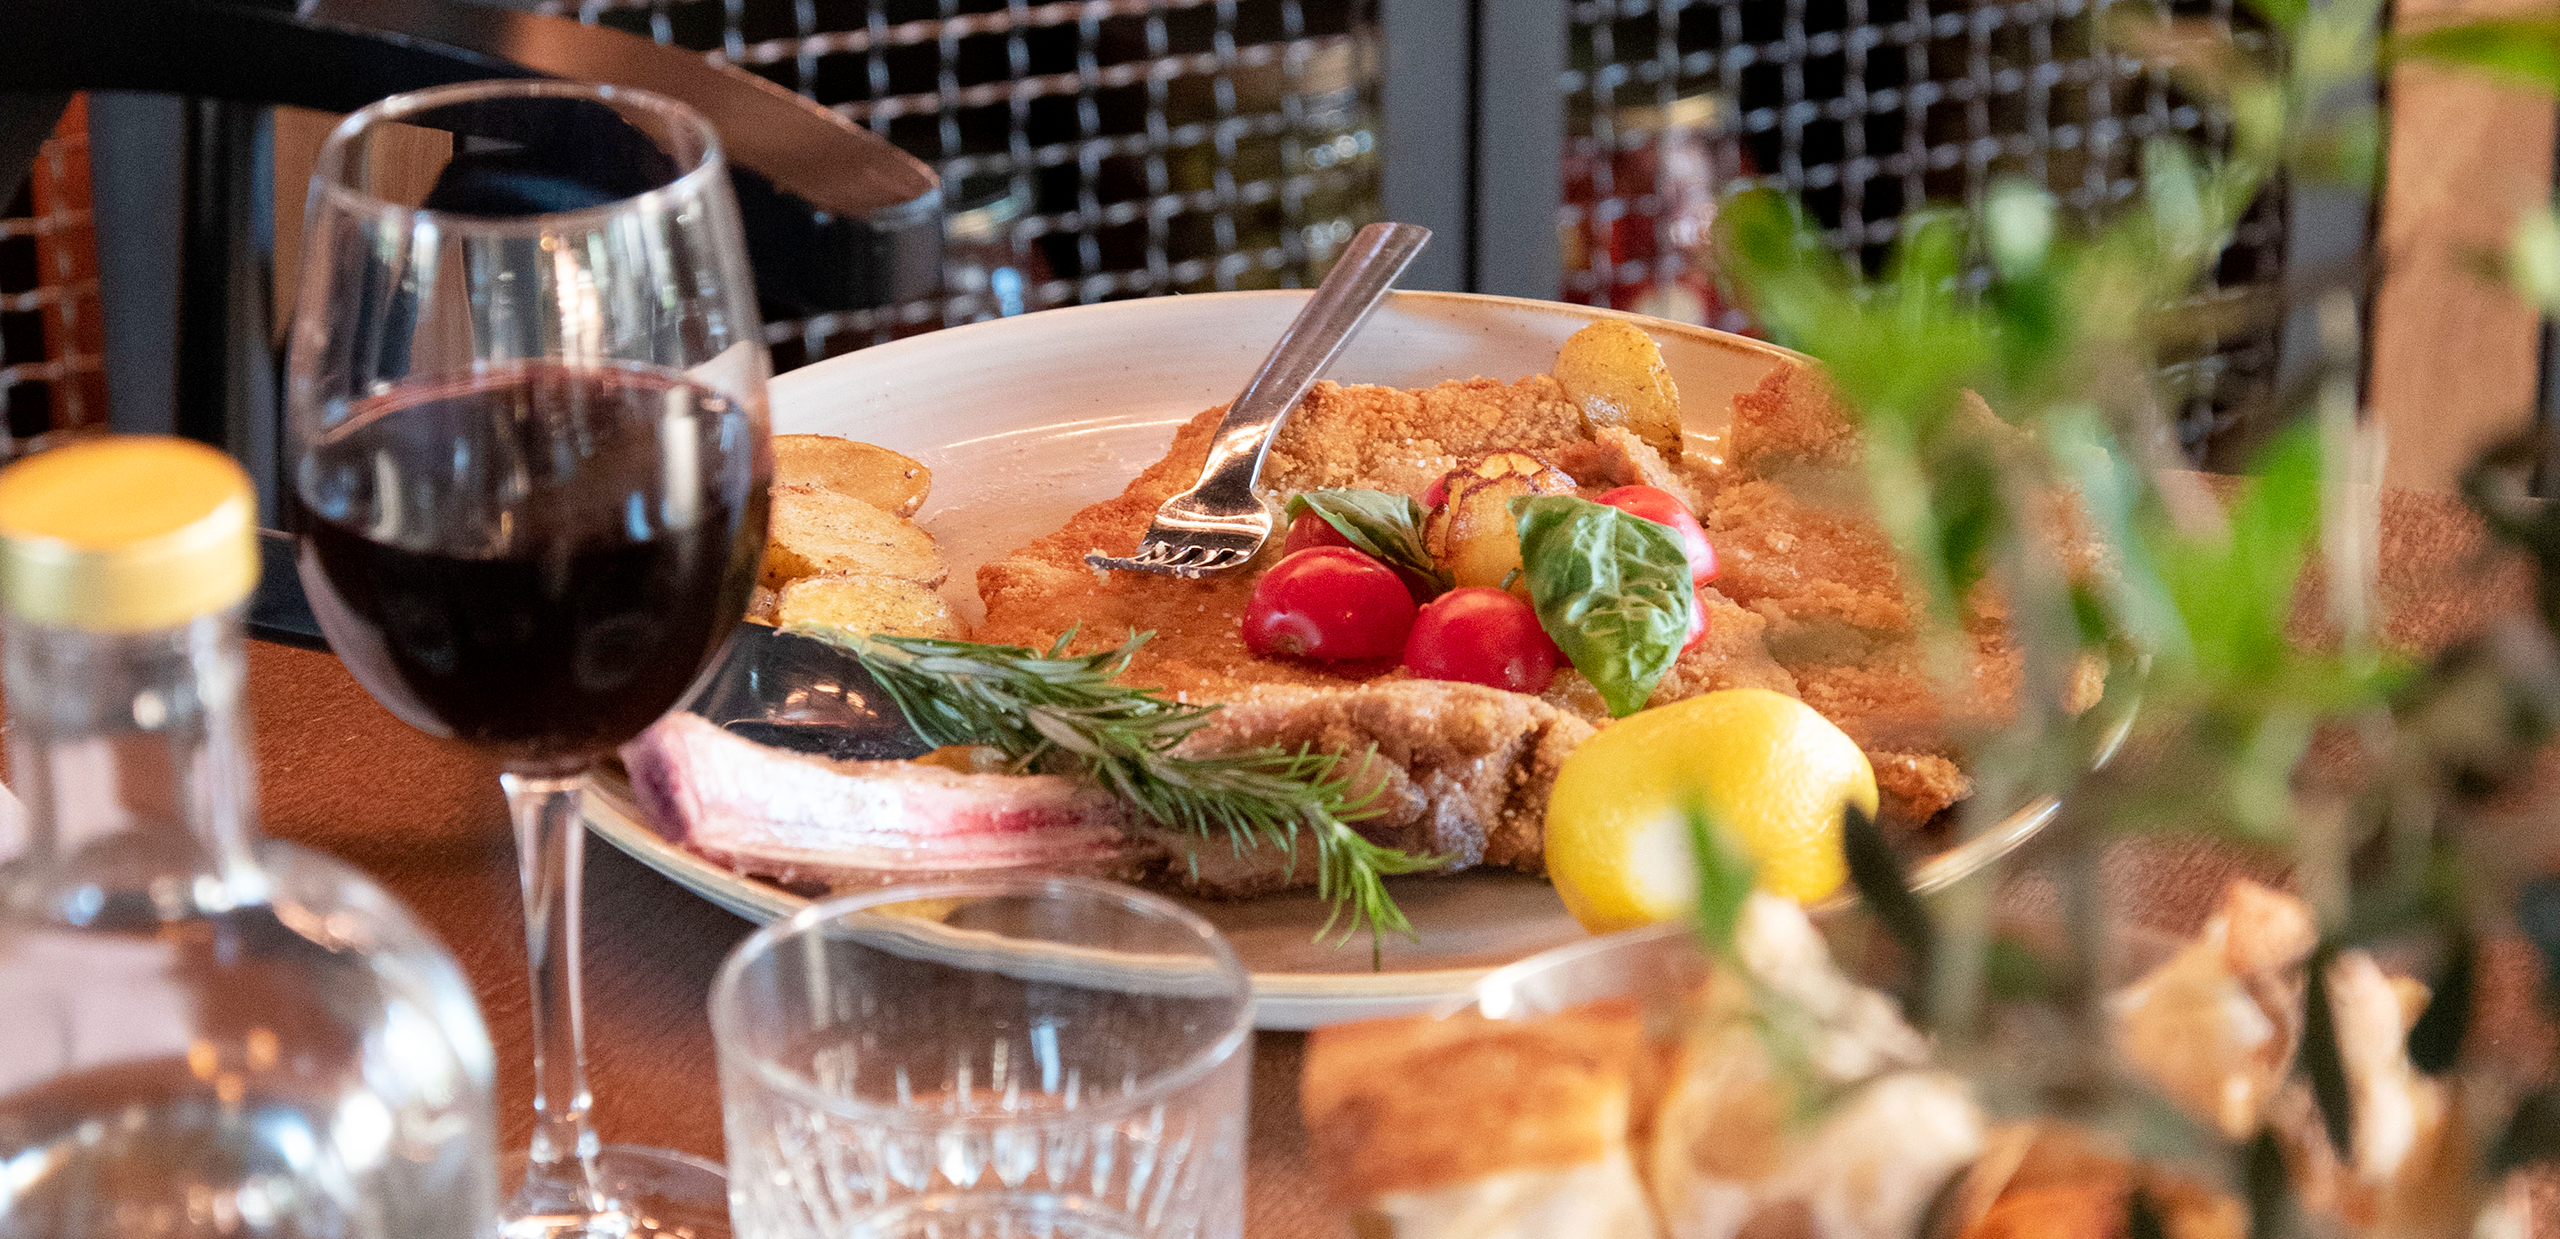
[{"xmin": 1245, "ymin": 483, "xmax": 1717, "ymax": 690}]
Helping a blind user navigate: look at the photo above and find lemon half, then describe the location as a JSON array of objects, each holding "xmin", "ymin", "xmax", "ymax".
[{"xmin": 1545, "ymin": 688, "xmax": 1878, "ymax": 931}]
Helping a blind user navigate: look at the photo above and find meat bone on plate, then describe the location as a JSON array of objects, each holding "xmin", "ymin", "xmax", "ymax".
[{"xmin": 620, "ymin": 625, "xmax": 1156, "ymax": 885}]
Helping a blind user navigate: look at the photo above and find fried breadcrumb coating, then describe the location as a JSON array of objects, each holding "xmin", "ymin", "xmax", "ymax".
[{"xmin": 975, "ymin": 359, "xmax": 2103, "ymax": 887}]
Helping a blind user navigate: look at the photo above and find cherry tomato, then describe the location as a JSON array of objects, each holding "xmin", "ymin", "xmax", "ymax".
[
  {"xmin": 1403, "ymin": 587, "xmax": 1560, "ymax": 694},
  {"xmin": 1243, "ymin": 548, "xmax": 1418, "ymax": 662},
  {"xmin": 1281, "ymin": 508, "xmax": 1355, "ymax": 557},
  {"xmin": 1683, "ymin": 590, "xmax": 1709, "ymax": 650},
  {"xmin": 1422, "ymin": 471, "xmax": 1452, "ymax": 511},
  {"xmin": 1596, "ymin": 485, "xmax": 1716, "ymax": 584}
]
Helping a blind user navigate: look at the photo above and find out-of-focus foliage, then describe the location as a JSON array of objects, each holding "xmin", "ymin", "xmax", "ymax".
[{"xmin": 1706, "ymin": 0, "xmax": 2560, "ymax": 1206}]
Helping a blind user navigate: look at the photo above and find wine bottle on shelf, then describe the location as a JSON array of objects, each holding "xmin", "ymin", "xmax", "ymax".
[{"xmin": 0, "ymin": 436, "xmax": 500, "ymax": 1239}]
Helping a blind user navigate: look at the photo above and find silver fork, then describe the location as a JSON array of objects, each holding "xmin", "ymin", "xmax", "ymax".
[{"xmin": 1085, "ymin": 221, "xmax": 1431, "ymax": 577}]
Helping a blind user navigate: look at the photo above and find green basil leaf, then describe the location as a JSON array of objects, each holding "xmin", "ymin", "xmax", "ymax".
[
  {"xmin": 1513, "ymin": 495, "xmax": 1696, "ymax": 716},
  {"xmin": 1286, "ymin": 489, "xmax": 1448, "ymax": 588}
]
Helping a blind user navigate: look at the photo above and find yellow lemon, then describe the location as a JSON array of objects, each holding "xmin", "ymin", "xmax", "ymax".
[{"xmin": 1545, "ymin": 688, "xmax": 1877, "ymax": 931}]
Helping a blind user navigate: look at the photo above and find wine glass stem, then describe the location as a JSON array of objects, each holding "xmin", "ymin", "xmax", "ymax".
[{"xmin": 500, "ymin": 772, "xmax": 610, "ymax": 1221}]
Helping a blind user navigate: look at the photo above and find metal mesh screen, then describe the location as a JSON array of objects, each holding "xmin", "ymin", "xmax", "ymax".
[
  {"xmin": 0, "ymin": 103, "xmax": 107, "ymax": 459},
  {"xmin": 1559, "ymin": 0, "xmax": 2289, "ymax": 456},
  {"xmin": 0, "ymin": 186, "xmax": 43, "ymax": 445},
  {"xmin": 539, "ymin": 0, "xmax": 1385, "ymax": 367}
]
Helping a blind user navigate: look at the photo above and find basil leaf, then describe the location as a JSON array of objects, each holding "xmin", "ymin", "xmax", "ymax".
[
  {"xmin": 1513, "ymin": 495, "xmax": 1696, "ymax": 716},
  {"xmin": 1286, "ymin": 489, "xmax": 1449, "ymax": 588}
]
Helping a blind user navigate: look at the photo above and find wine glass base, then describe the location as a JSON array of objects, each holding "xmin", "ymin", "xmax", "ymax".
[{"xmin": 502, "ymin": 1144, "xmax": 731, "ymax": 1239}]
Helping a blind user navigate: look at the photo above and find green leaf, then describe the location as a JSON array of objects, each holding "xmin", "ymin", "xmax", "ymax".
[
  {"xmin": 2047, "ymin": 408, "xmax": 2189, "ymax": 664},
  {"xmin": 2149, "ymin": 421, "xmax": 2326, "ymax": 681},
  {"xmin": 1711, "ymin": 189, "xmax": 1859, "ymax": 349},
  {"xmin": 2240, "ymin": 0, "xmax": 2307, "ymax": 36},
  {"xmin": 1513, "ymin": 495, "xmax": 1698, "ymax": 716},
  {"xmin": 2125, "ymin": 1186, "xmax": 2169, "ymax": 1239},
  {"xmin": 2396, "ymin": 18, "xmax": 2560, "ymax": 95},
  {"xmin": 1687, "ymin": 799, "xmax": 1757, "ymax": 958},
  {"xmin": 2144, "ymin": 138, "xmax": 2212, "ymax": 266},
  {"xmin": 2299, "ymin": 945, "xmax": 2355, "ymax": 1157},
  {"xmin": 1930, "ymin": 448, "xmax": 2007, "ymax": 598},
  {"xmin": 1985, "ymin": 178, "xmax": 2056, "ymax": 279},
  {"xmin": 1984, "ymin": 934, "xmax": 2060, "ymax": 1002},
  {"xmin": 1287, "ymin": 489, "xmax": 1448, "ymax": 589},
  {"xmin": 2406, "ymin": 927, "xmax": 2475, "ymax": 1072},
  {"xmin": 2242, "ymin": 1129, "xmax": 2290, "ymax": 1239},
  {"xmin": 1841, "ymin": 802, "xmax": 1937, "ymax": 1029},
  {"xmin": 2509, "ymin": 204, "xmax": 2560, "ymax": 315}
]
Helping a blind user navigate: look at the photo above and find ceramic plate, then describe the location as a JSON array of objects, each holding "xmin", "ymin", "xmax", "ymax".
[{"xmin": 579, "ymin": 290, "xmax": 2040, "ymax": 1029}]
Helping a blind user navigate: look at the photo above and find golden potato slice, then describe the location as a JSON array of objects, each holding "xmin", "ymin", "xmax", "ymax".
[
  {"xmin": 1436, "ymin": 475, "xmax": 1535, "ymax": 590},
  {"xmin": 742, "ymin": 584, "xmax": 781, "ymax": 627},
  {"xmin": 774, "ymin": 572, "xmax": 966, "ymax": 639},
  {"xmin": 758, "ymin": 484, "xmax": 947, "ymax": 588},
  {"xmin": 773, "ymin": 435, "xmax": 932, "ymax": 518},
  {"xmin": 1423, "ymin": 453, "xmax": 1577, "ymax": 591},
  {"xmin": 1554, "ymin": 320, "xmax": 1683, "ymax": 459}
]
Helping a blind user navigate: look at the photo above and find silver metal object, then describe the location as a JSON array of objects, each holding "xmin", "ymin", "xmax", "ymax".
[{"xmin": 1085, "ymin": 220, "xmax": 1430, "ymax": 578}]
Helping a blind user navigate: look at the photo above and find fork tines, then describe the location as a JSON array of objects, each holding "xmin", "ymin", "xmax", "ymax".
[{"xmin": 1084, "ymin": 543, "xmax": 1257, "ymax": 578}]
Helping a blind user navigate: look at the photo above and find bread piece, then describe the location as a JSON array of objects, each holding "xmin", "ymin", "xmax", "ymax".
[
  {"xmin": 774, "ymin": 572, "xmax": 965, "ymax": 639},
  {"xmin": 774, "ymin": 435, "xmax": 932, "ymax": 517},
  {"xmin": 758, "ymin": 484, "xmax": 946, "ymax": 589},
  {"xmin": 1302, "ymin": 1001, "xmax": 1649, "ymax": 1204},
  {"xmin": 1364, "ymin": 1163, "xmax": 1662, "ymax": 1239},
  {"xmin": 2108, "ymin": 881, "xmax": 2314, "ymax": 1140}
]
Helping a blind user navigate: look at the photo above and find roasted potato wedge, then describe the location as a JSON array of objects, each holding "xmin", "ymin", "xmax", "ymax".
[
  {"xmin": 1554, "ymin": 320, "xmax": 1683, "ymax": 460},
  {"xmin": 773, "ymin": 435, "xmax": 932, "ymax": 518},
  {"xmin": 758, "ymin": 485, "xmax": 947, "ymax": 588},
  {"xmin": 1424, "ymin": 453, "xmax": 1576, "ymax": 591},
  {"xmin": 774, "ymin": 572, "xmax": 966, "ymax": 639}
]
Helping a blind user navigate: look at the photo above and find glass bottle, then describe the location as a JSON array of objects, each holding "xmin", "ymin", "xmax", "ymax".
[{"xmin": 0, "ymin": 435, "xmax": 500, "ymax": 1239}]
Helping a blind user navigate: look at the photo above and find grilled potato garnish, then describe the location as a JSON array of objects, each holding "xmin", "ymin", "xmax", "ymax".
[
  {"xmin": 1555, "ymin": 320, "xmax": 1683, "ymax": 460},
  {"xmin": 759, "ymin": 485, "xmax": 947, "ymax": 589},
  {"xmin": 774, "ymin": 572, "xmax": 965, "ymax": 639},
  {"xmin": 773, "ymin": 435, "xmax": 933, "ymax": 518},
  {"xmin": 1425, "ymin": 453, "xmax": 1576, "ymax": 592}
]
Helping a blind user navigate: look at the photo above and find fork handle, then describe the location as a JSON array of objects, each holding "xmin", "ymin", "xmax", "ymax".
[{"xmin": 1190, "ymin": 222, "xmax": 1432, "ymax": 508}]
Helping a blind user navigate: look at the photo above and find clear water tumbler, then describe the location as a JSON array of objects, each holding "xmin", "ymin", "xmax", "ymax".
[{"xmin": 710, "ymin": 877, "xmax": 1254, "ymax": 1239}]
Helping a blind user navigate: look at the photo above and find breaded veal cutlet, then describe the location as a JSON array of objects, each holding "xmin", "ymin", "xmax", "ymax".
[{"xmin": 973, "ymin": 360, "xmax": 2096, "ymax": 896}]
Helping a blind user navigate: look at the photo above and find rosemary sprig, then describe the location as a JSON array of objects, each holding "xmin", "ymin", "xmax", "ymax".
[{"xmin": 793, "ymin": 626, "xmax": 1439, "ymax": 947}]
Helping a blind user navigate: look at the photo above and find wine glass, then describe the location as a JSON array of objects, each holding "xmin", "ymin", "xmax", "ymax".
[{"xmin": 284, "ymin": 80, "xmax": 773, "ymax": 1239}]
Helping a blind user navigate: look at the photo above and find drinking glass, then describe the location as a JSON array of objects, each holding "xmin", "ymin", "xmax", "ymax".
[
  {"xmin": 285, "ymin": 80, "xmax": 773, "ymax": 1239},
  {"xmin": 710, "ymin": 877, "xmax": 1255, "ymax": 1239}
]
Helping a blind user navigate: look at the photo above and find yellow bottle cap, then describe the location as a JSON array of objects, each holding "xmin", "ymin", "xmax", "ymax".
[{"xmin": 0, "ymin": 436, "xmax": 259, "ymax": 632}]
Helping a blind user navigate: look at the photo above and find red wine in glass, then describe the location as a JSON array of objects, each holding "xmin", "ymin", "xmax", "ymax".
[{"xmin": 297, "ymin": 362, "xmax": 766, "ymax": 767}]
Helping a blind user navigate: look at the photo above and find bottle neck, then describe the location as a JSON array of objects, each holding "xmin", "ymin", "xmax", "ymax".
[{"xmin": 2, "ymin": 606, "xmax": 267, "ymax": 925}]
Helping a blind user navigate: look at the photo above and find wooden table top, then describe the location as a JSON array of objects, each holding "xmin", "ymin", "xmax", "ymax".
[
  {"xmin": 241, "ymin": 637, "xmax": 1344, "ymax": 1237},
  {"xmin": 235, "ymin": 479, "xmax": 2540, "ymax": 1239}
]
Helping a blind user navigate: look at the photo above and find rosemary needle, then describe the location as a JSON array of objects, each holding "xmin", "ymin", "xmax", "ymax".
[{"xmin": 794, "ymin": 627, "xmax": 1440, "ymax": 947}]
